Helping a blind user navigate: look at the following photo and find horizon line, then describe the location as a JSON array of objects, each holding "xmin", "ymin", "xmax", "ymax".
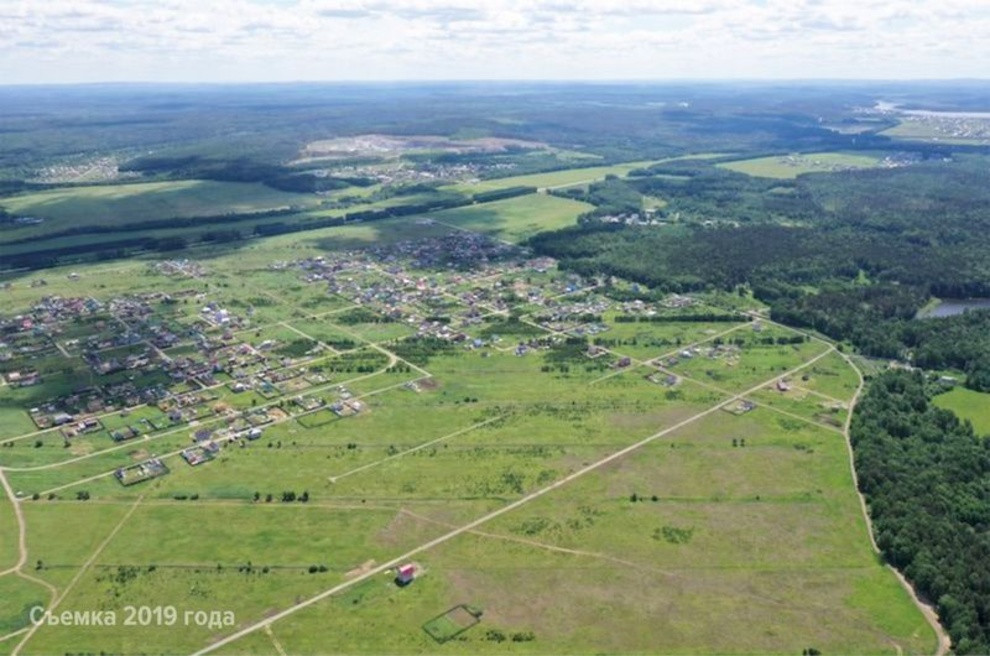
[{"xmin": 2, "ymin": 77, "xmax": 990, "ymax": 89}]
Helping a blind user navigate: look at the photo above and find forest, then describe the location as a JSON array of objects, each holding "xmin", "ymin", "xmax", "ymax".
[
  {"xmin": 529, "ymin": 156, "xmax": 990, "ymax": 389},
  {"xmin": 851, "ymin": 371, "xmax": 990, "ymax": 654}
]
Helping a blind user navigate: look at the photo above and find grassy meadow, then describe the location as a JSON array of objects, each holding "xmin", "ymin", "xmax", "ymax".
[
  {"xmin": 429, "ymin": 193, "xmax": 592, "ymax": 242},
  {"xmin": 933, "ymin": 387, "xmax": 990, "ymax": 437}
]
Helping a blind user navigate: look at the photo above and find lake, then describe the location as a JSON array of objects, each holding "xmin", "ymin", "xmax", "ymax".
[{"xmin": 918, "ymin": 298, "xmax": 990, "ymax": 319}]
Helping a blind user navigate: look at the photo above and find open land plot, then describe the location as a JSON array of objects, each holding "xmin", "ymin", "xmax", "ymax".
[
  {"xmin": 788, "ymin": 350, "xmax": 862, "ymax": 401},
  {"xmin": 0, "ymin": 576, "xmax": 49, "ymax": 637},
  {"xmin": 284, "ymin": 318, "xmax": 359, "ymax": 351},
  {"xmin": 444, "ymin": 375, "xmax": 726, "ymax": 450},
  {"xmin": 194, "ymin": 334, "xmax": 931, "ymax": 656},
  {"xmin": 244, "ymin": 324, "xmax": 320, "ymax": 360},
  {"xmin": 0, "ymin": 431, "xmax": 118, "ymax": 469},
  {"xmin": 591, "ymin": 316, "xmax": 750, "ymax": 362},
  {"xmin": 0, "ymin": 404, "xmax": 40, "ymax": 442},
  {"xmin": 478, "ymin": 411, "xmax": 866, "ymax": 566},
  {"xmin": 749, "ymin": 384, "xmax": 847, "ymax": 430},
  {"xmin": 151, "ymin": 395, "xmax": 485, "ymax": 499},
  {"xmin": 206, "ymin": 287, "xmax": 302, "ymax": 326},
  {"xmin": 0, "ymin": 497, "xmax": 19, "ymax": 571},
  {"xmin": 428, "ymin": 194, "xmax": 593, "ymax": 243},
  {"xmin": 665, "ymin": 328, "xmax": 831, "ymax": 394},
  {"xmin": 717, "ymin": 152, "xmax": 886, "ymax": 179},
  {"xmin": 933, "ymin": 387, "xmax": 990, "ymax": 437},
  {"xmin": 327, "ymin": 314, "xmax": 416, "ymax": 344},
  {"xmin": 19, "ymin": 501, "xmax": 135, "ymax": 588},
  {"xmin": 301, "ymin": 191, "xmax": 466, "ymax": 222},
  {"xmin": 3, "ymin": 430, "xmax": 198, "ymax": 496},
  {"xmin": 241, "ymin": 271, "xmax": 355, "ymax": 316},
  {"xmin": 0, "ymin": 180, "xmax": 321, "ymax": 241},
  {"xmin": 228, "ymin": 527, "xmax": 930, "ymax": 656},
  {"xmin": 318, "ymin": 442, "xmax": 614, "ymax": 504},
  {"xmin": 16, "ymin": 504, "xmax": 458, "ymax": 655}
]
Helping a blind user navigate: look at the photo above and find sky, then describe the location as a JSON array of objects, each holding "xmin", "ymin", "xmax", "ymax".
[{"xmin": 1, "ymin": 0, "xmax": 989, "ymax": 84}]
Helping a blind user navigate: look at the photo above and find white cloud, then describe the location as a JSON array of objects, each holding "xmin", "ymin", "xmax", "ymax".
[{"xmin": 0, "ymin": 0, "xmax": 987, "ymax": 82}]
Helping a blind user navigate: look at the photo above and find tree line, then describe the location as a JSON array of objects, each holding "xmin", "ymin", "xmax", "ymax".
[{"xmin": 851, "ymin": 371, "xmax": 990, "ymax": 654}]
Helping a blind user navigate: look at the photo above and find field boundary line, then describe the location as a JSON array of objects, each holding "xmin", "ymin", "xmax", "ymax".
[
  {"xmin": 12, "ymin": 494, "xmax": 144, "ymax": 656},
  {"xmin": 264, "ymin": 625, "xmax": 288, "ymax": 656},
  {"xmin": 328, "ymin": 415, "xmax": 506, "ymax": 483}
]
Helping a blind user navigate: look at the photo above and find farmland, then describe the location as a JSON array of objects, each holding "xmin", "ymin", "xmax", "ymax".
[{"xmin": 0, "ymin": 206, "xmax": 934, "ymax": 655}]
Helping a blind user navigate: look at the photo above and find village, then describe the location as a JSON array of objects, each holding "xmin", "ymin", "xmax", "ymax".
[{"xmin": 0, "ymin": 231, "xmax": 751, "ymax": 497}]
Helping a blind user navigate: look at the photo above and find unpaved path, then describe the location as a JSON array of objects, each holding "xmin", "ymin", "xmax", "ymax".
[{"xmin": 192, "ymin": 348, "xmax": 835, "ymax": 655}]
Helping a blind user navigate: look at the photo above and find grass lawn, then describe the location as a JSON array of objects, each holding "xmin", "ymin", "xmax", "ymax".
[
  {"xmin": 718, "ymin": 152, "xmax": 886, "ymax": 179},
  {"xmin": 933, "ymin": 387, "xmax": 990, "ymax": 437}
]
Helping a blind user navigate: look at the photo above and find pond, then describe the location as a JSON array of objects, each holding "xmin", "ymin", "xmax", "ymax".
[{"xmin": 917, "ymin": 298, "xmax": 990, "ymax": 319}]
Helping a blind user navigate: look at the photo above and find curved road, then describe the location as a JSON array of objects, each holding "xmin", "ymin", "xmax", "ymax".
[{"xmin": 836, "ymin": 351, "xmax": 951, "ymax": 656}]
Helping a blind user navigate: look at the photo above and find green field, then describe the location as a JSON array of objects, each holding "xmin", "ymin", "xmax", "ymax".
[
  {"xmin": 0, "ymin": 204, "xmax": 935, "ymax": 655},
  {"xmin": 444, "ymin": 161, "xmax": 655, "ymax": 193},
  {"xmin": 718, "ymin": 152, "xmax": 886, "ymax": 179},
  {"xmin": 0, "ymin": 179, "xmax": 320, "ymax": 240},
  {"xmin": 934, "ymin": 387, "xmax": 990, "ymax": 436},
  {"xmin": 429, "ymin": 193, "xmax": 592, "ymax": 242},
  {"xmin": 445, "ymin": 154, "xmax": 730, "ymax": 195}
]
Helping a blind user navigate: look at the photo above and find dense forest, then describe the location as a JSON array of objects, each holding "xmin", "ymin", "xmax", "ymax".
[
  {"xmin": 529, "ymin": 156, "xmax": 990, "ymax": 389},
  {"xmin": 851, "ymin": 371, "xmax": 990, "ymax": 654}
]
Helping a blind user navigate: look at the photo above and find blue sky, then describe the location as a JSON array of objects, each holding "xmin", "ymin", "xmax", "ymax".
[{"xmin": 0, "ymin": 0, "xmax": 987, "ymax": 83}]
